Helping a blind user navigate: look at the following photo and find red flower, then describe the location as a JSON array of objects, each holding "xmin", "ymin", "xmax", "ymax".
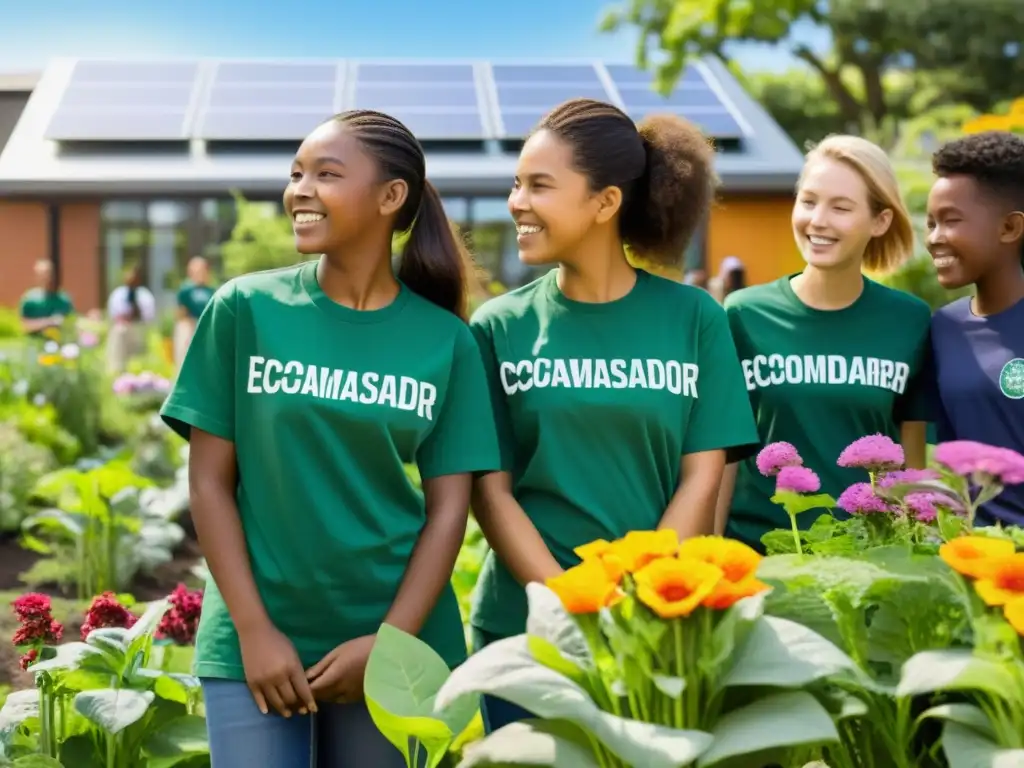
[
  {"xmin": 80, "ymin": 592, "xmax": 137, "ymax": 640},
  {"xmin": 19, "ymin": 648, "xmax": 39, "ymax": 670},
  {"xmin": 156, "ymin": 584, "xmax": 203, "ymax": 645},
  {"xmin": 13, "ymin": 593, "xmax": 52, "ymax": 623}
]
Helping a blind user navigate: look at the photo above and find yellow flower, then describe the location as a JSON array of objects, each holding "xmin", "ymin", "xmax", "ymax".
[
  {"xmin": 42, "ymin": 328, "xmax": 61, "ymax": 341},
  {"xmin": 37, "ymin": 354, "xmax": 60, "ymax": 366},
  {"xmin": 974, "ymin": 554, "xmax": 1024, "ymax": 606},
  {"xmin": 574, "ymin": 539, "xmax": 626, "ymax": 582},
  {"xmin": 608, "ymin": 529, "xmax": 680, "ymax": 573},
  {"xmin": 574, "ymin": 539, "xmax": 612, "ymax": 561},
  {"xmin": 1004, "ymin": 597, "xmax": 1024, "ymax": 636},
  {"xmin": 546, "ymin": 559, "xmax": 622, "ymax": 615},
  {"xmin": 678, "ymin": 536, "xmax": 770, "ymax": 609},
  {"xmin": 634, "ymin": 557, "xmax": 723, "ymax": 619},
  {"xmin": 939, "ymin": 536, "xmax": 1016, "ymax": 579}
]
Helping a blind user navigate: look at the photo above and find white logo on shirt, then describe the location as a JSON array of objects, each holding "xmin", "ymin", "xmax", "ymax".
[
  {"xmin": 499, "ymin": 357, "xmax": 699, "ymax": 397},
  {"xmin": 741, "ymin": 353, "xmax": 910, "ymax": 394}
]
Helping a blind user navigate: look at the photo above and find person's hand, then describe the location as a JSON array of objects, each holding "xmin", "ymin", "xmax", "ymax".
[
  {"xmin": 237, "ymin": 623, "xmax": 318, "ymax": 718},
  {"xmin": 306, "ymin": 634, "xmax": 377, "ymax": 704}
]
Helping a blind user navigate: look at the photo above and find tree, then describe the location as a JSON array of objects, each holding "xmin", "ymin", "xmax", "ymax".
[
  {"xmin": 220, "ymin": 194, "xmax": 300, "ymax": 278},
  {"xmin": 600, "ymin": 0, "xmax": 1024, "ymax": 136}
]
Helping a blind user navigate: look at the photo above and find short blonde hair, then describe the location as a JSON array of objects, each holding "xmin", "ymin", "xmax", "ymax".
[{"xmin": 799, "ymin": 135, "xmax": 914, "ymax": 274}]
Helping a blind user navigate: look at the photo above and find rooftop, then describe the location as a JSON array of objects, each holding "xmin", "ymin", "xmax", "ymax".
[{"xmin": 0, "ymin": 57, "xmax": 803, "ymax": 197}]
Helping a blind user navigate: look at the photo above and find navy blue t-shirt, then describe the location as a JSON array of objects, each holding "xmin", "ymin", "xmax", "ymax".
[{"xmin": 930, "ymin": 296, "xmax": 1024, "ymax": 525}]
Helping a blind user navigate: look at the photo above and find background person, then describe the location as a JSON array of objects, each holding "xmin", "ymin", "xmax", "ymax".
[
  {"xmin": 173, "ymin": 256, "xmax": 216, "ymax": 369},
  {"xmin": 18, "ymin": 259, "xmax": 74, "ymax": 336},
  {"xmin": 105, "ymin": 263, "xmax": 156, "ymax": 374},
  {"xmin": 717, "ymin": 135, "xmax": 932, "ymax": 549}
]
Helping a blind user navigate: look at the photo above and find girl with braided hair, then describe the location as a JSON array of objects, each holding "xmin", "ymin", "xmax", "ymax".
[{"xmin": 161, "ymin": 110, "xmax": 500, "ymax": 766}]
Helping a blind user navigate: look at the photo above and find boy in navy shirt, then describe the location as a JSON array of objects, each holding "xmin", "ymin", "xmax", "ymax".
[{"xmin": 927, "ymin": 130, "xmax": 1024, "ymax": 525}]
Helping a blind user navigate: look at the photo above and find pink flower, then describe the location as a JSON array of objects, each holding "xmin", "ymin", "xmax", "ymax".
[
  {"xmin": 934, "ymin": 441, "xmax": 1024, "ymax": 485},
  {"xmin": 776, "ymin": 466, "xmax": 821, "ymax": 494},
  {"xmin": 156, "ymin": 584, "xmax": 203, "ymax": 646},
  {"xmin": 836, "ymin": 482, "xmax": 891, "ymax": 515},
  {"xmin": 78, "ymin": 331, "xmax": 99, "ymax": 348},
  {"xmin": 838, "ymin": 434, "xmax": 905, "ymax": 473},
  {"xmin": 19, "ymin": 648, "xmax": 39, "ymax": 670},
  {"xmin": 904, "ymin": 492, "xmax": 953, "ymax": 523},
  {"xmin": 756, "ymin": 442, "xmax": 803, "ymax": 477},
  {"xmin": 877, "ymin": 468, "xmax": 941, "ymax": 488},
  {"xmin": 80, "ymin": 593, "xmax": 137, "ymax": 640},
  {"xmin": 13, "ymin": 593, "xmax": 52, "ymax": 623}
]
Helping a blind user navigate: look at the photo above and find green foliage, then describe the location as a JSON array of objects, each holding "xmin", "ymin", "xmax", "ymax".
[
  {"xmin": 0, "ymin": 308, "xmax": 21, "ymax": 340},
  {"xmin": 220, "ymin": 193, "xmax": 301, "ymax": 278},
  {"xmin": 0, "ymin": 423, "xmax": 56, "ymax": 533}
]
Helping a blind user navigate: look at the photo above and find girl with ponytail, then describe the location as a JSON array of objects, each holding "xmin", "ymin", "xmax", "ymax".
[
  {"xmin": 159, "ymin": 110, "xmax": 500, "ymax": 767},
  {"xmin": 467, "ymin": 98, "xmax": 760, "ymax": 733}
]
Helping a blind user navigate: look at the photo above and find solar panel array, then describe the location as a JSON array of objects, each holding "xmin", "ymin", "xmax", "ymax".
[{"xmin": 43, "ymin": 59, "xmax": 746, "ymax": 144}]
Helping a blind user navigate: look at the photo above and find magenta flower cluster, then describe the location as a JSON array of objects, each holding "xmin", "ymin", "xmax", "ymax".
[
  {"xmin": 776, "ymin": 466, "xmax": 821, "ymax": 494},
  {"xmin": 756, "ymin": 442, "xmax": 803, "ymax": 477},
  {"xmin": 837, "ymin": 434, "xmax": 905, "ymax": 473},
  {"xmin": 112, "ymin": 371, "xmax": 172, "ymax": 396},
  {"xmin": 934, "ymin": 441, "xmax": 1024, "ymax": 485}
]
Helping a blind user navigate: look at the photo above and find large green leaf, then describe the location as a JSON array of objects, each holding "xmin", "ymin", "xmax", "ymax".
[
  {"xmin": 10, "ymin": 757, "xmax": 65, "ymax": 767},
  {"xmin": 770, "ymin": 492, "xmax": 835, "ymax": 516},
  {"xmin": 457, "ymin": 719, "xmax": 600, "ymax": 767},
  {"xmin": 897, "ymin": 650, "xmax": 1016, "ymax": 701},
  {"xmin": 524, "ymin": 584, "xmax": 592, "ymax": 669},
  {"xmin": 74, "ymin": 688, "xmax": 155, "ymax": 734},
  {"xmin": 723, "ymin": 616, "xmax": 860, "ymax": 690},
  {"xmin": 142, "ymin": 714, "xmax": 209, "ymax": 768},
  {"xmin": 365, "ymin": 623, "xmax": 476, "ymax": 768},
  {"xmin": 125, "ymin": 599, "xmax": 171, "ymax": 659},
  {"xmin": 436, "ymin": 635, "xmax": 712, "ymax": 768},
  {"xmin": 942, "ymin": 722, "xmax": 1024, "ymax": 768},
  {"xmin": 0, "ymin": 690, "xmax": 39, "ymax": 747},
  {"xmin": 697, "ymin": 691, "xmax": 840, "ymax": 767},
  {"xmin": 917, "ymin": 703, "xmax": 995, "ymax": 738},
  {"xmin": 27, "ymin": 642, "xmax": 102, "ymax": 675}
]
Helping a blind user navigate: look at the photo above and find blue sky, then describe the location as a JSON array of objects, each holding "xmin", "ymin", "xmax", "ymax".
[{"xmin": 0, "ymin": 0, "xmax": 828, "ymax": 73}]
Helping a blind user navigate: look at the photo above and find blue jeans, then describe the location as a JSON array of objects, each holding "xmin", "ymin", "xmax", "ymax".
[
  {"xmin": 469, "ymin": 627, "xmax": 535, "ymax": 734},
  {"xmin": 202, "ymin": 678, "xmax": 423, "ymax": 768}
]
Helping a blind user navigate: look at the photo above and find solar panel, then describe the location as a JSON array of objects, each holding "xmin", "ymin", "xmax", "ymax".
[
  {"xmin": 45, "ymin": 109, "xmax": 189, "ymax": 141},
  {"xmin": 68, "ymin": 61, "xmax": 199, "ymax": 85},
  {"xmin": 605, "ymin": 64, "xmax": 706, "ymax": 88},
  {"xmin": 499, "ymin": 111, "xmax": 547, "ymax": 138},
  {"xmin": 627, "ymin": 109, "xmax": 744, "ymax": 138},
  {"xmin": 214, "ymin": 62, "xmax": 337, "ymax": 84},
  {"xmin": 353, "ymin": 84, "xmax": 479, "ymax": 110},
  {"xmin": 492, "ymin": 64, "xmax": 599, "ymax": 84},
  {"xmin": 388, "ymin": 111, "xmax": 485, "ymax": 139},
  {"xmin": 197, "ymin": 110, "xmax": 330, "ymax": 141},
  {"xmin": 495, "ymin": 83, "xmax": 611, "ymax": 109},
  {"xmin": 617, "ymin": 87, "xmax": 725, "ymax": 110},
  {"xmin": 207, "ymin": 84, "xmax": 335, "ymax": 111},
  {"xmin": 57, "ymin": 84, "xmax": 194, "ymax": 109},
  {"xmin": 355, "ymin": 64, "xmax": 475, "ymax": 84}
]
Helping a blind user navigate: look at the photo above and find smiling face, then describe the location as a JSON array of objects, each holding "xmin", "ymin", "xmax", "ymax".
[
  {"xmin": 283, "ymin": 120, "xmax": 402, "ymax": 255},
  {"xmin": 507, "ymin": 129, "xmax": 617, "ymax": 266},
  {"xmin": 926, "ymin": 174, "xmax": 1022, "ymax": 289},
  {"xmin": 792, "ymin": 157, "xmax": 893, "ymax": 271}
]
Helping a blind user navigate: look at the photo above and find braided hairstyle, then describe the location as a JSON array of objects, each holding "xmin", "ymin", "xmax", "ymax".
[
  {"xmin": 535, "ymin": 98, "xmax": 717, "ymax": 264},
  {"xmin": 334, "ymin": 110, "xmax": 471, "ymax": 319}
]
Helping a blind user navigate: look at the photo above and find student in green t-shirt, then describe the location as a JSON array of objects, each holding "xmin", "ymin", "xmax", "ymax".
[
  {"xmin": 468, "ymin": 98, "xmax": 760, "ymax": 733},
  {"xmin": 717, "ymin": 135, "xmax": 933, "ymax": 550},
  {"xmin": 173, "ymin": 256, "xmax": 216, "ymax": 369},
  {"xmin": 19, "ymin": 259, "xmax": 75, "ymax": 336},
  {"xmin": 160, "ymin": 111, "xmax": 500, "ymax": 768}
]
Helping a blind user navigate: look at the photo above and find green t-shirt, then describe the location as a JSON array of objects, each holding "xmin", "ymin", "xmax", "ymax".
[
  {"xmin": 469, "ymin": 269, "xmax": 759, "ymax": 639},
  {"xmin": 724, "ymin": 274, "xmax": 933, "ymax": 548},
  {"xmin": 176, "ymin": 280, "xmax": 216, "ymax": 320},
  {"xmin": 160, "ymin": 261, "xmax": 501, "ymax": 679},
  {"xmin": 19, "ymin": 288, "xmax": 74, "ymax": 321}
]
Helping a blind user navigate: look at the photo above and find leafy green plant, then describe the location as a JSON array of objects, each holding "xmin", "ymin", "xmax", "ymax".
[
  {"xmin": 0, "ymin": 424, "xmax": 55, "ymax": 533},
  {"xmin": 22, "ymin": 463, "xmax": 184, "ymax": 599},
  {"xmin": 1, "ymin": 599, "xmax": 209, "ymax": 767}
]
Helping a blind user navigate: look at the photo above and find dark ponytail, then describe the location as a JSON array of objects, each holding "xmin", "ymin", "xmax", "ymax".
[
  {"xmin": 538, "ymin": 99, "xmax": 718, "ymax": 266},
  {"xmin": 335, "ymin": 110, "xmax": 470, "ymax": 319}
]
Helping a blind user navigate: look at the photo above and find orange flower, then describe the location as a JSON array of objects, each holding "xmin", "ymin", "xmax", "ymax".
[
  {"xmin": 574, "ymin": 539, "xmax": 612, "ymax": 561},
  {"xmin": 608, "ymin": 529, "xmax": 680, "ymax": 573},
  {"xmin": 573, "ymin": 539, "xmax": 625, "ymax": 581},
  {"xmin": 634, "ymin": 557, "xmax": 723, "ymax": 619},
  {"xmin": 546, "ymin": 559, "xmax": 622, "ymax": 615},
  {"xmin": 678, "ymin": 536, "xmax": 769, "ymax": 609},
  {"xmin": 37, "ymin": 354, "xmax": 60, "ymax": 367},
  {"xmin": 1004, "ymin": 597, "xmax": 1024, "ymax": 636},
  {"xmin": 974, "ymin": 554, "xmax": 1024, "ymax": 606},
  {"xmin": 939, "ymin": 536, "xmax": 1016, "ymax": 579}
]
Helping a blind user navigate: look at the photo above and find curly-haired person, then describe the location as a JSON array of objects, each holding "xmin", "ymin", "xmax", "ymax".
[
  {"xmin": 927, "ymin": 130, "xmax": 1024, "ymax": 526},
  {"xmin": 465, "ymin": 98, "xmax": 760, "ymax": 734}
]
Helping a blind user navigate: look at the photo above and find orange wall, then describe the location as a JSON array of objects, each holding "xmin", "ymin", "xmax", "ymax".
[
  {"xmin": 707, "ymin": 194, "xmax": 802, "ymax": 285},
  {"xmin": 0, "ymin": 200, "xmax": 101, "ymax": 311}
]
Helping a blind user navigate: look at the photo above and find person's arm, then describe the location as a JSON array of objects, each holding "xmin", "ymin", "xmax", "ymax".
[
  {"xmin": 474, "ymin": 472, "xmax": 563, "ymax": 584},
  {"xmin": 20, "ymin": 316, "xmax": 57, "ymax": 334},
  {"xmin": 382, "ymin": 473, "xmax": 471, "ymax": 635},
  {"xmin": 714, "ymin": 463, "xmax": 739, "ymax": 535},
  {"xmin": 665, "ymin": 295, "xmax": 760, "ymax": 538},
  {"xmin": 659, "ymin": 450, "xmax": 727, "ymax": 539},
  {"xmin": 139, "ymin": 288, "xmax": 157, "ymax": 323},
  {"xmin": 469, "ymin": 317, "xmax": 562, "ymax": 584}
]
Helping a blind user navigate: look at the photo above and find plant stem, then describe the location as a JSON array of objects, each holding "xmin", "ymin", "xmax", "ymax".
[
  {"xmin": 788, "ymin": 510, "xmax": 803, "ymax": 555},
  {"xmin": 673, "ymin": 620, "xmax": 684, "ymax": 729},
  {"xmin": 410, "ymin": 739, "xmax": 421, "ymax": 768}
]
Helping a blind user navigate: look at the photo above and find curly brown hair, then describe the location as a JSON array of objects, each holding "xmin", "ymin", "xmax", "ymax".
[
  {"xmin": 933, "ymin": 131, "xmax": 1024, "ymax": 264},
  {"xmin": 537, "ymin": 98, "xmax": 717, "ymax": 266}
]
